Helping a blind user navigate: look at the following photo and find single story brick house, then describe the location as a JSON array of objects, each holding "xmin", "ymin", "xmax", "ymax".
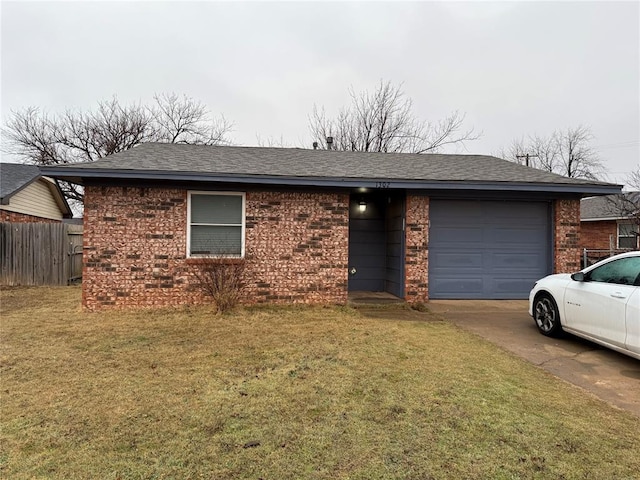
[
  {"xmin": 0, "ymin": 163, "xmax": 72, "ymax": 223},
  {"xmin": 42, "ymin": 144, "xmax": 620, "ymax": 311},
  {"xmin": 580, "ymin": 193, "xmax": 640, "ymax": 251}
]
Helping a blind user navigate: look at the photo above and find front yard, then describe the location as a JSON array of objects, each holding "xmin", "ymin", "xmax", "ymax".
[{"xmin": 1, "ymin": 287, "xmax": 638, "ymax": 479}]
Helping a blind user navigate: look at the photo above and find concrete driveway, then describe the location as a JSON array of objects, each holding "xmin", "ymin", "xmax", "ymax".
[{"xmin": 428, "ymin": 300, "xmax": 640, "ymax": 417}]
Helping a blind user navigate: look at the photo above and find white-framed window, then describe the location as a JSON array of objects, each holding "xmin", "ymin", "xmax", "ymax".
[
  {"xmin": 617, "ymin": 222, "xmax": 637, "ymax": 250},
  {"xmin": 187, "ymin": 191, "xmax": 245, "ymax": 258}
]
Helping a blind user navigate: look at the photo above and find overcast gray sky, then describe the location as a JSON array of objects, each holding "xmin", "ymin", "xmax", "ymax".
[{"xmin": 2, "ymin": 1, "xmax": 638, "ymax": 187}]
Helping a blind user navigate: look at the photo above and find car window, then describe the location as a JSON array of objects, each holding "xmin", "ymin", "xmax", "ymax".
[{"xmin": 587, "ymin": 257, "xmax": 640, "ymax": 286}]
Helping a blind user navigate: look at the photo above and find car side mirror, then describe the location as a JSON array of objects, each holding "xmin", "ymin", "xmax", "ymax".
[{"xmin": 571, "ymin": 272, "xmax": 585, "ymax": 282}]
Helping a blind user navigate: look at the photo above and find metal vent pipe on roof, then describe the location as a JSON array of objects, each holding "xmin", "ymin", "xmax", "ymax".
[{"xmin": 326, "ymin": 136, "xmax": 333, "ymax": 150}]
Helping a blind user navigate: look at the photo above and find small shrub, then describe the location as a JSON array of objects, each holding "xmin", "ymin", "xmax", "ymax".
[
  {"xmin": 190, "ymin": 258, "xmax": 245, "ymax": 313},
  {"xmin": 410, "ymin": 302, "xmax": 430, "ymax": 313}
]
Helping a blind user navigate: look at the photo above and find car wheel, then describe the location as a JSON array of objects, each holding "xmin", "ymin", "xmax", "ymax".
[{"xmin": 533, "ymin": 294, "xmax": 563, "ymax": 337}]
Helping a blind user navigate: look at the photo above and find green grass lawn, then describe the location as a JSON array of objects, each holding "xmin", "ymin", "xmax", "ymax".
[{"xmin": 1, "ymin": 286, "xmax": 639, "ymax": 479}]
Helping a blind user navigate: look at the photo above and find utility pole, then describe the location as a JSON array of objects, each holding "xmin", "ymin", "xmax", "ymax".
[{"xmin": 516, "ymin": 153, "xmax": 539, "ymax": 167}]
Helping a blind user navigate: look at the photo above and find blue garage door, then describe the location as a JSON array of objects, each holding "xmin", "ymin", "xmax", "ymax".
[{"xmin": 429, "ymin": 200, "xmax": 551, "ymax": 299}]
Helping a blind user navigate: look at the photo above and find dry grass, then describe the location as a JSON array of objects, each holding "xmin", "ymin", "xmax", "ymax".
[{"xmin": 1, "ymin": 286, "xmax": 639, "ymax": 479}]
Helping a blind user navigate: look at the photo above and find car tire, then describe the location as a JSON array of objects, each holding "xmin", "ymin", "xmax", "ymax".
[{"xmin": 533, "ymin": 293, "xmax": 563, "ymax": 337}]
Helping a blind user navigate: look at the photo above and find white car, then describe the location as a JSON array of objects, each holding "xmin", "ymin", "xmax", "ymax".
[{"xmin": 529, "ymin": 251, "xmax": 640, "ymax": 360}]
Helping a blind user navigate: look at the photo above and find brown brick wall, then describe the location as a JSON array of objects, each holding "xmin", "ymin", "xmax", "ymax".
[
  {"xmin": 580, "ymin": 220, "xmax": 618, "ymax": 250},
  {"xmin": 82, "ymin": 187, "xmax": 189, "ymax": 310},
  {"xmin": 83, "ymin": 186, "xmax": 584, "ymax": 309},
  {"xmin": 0, "ymin": 210, "xmax": 61, "ymax": 223},
  {"xmin": 82, "ymin": 186, "xmax": 348, "ymax": 311},
  {"xmin": 553, "ymin": 198, "xmax": 581, "ymax": 273},
  {"xmin": 244, "ymin": 191, "xmax": 348, "ymax": 303},
  {"xmin": 404, "ymin": 195, "xmax": 429, "ymax": 302}
]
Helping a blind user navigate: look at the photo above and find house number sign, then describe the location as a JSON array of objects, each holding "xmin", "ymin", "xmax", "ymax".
[{"xmin": 375, "ymin": 181, "xmax": 391, "ymax": 189}]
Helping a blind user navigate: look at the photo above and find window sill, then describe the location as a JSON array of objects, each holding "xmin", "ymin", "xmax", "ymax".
[{"xmin": 186, "ymin": 257, "xmax": 245, "ymax": 265}]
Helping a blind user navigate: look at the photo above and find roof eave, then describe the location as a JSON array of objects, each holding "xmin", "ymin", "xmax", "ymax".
[
  {"xmin": 581, "ymin": 216, "xmax": 633, "ymax": 222},
  {"xmin": 40, "ymin": 167, "xmax": 623, "ymax": 196}
]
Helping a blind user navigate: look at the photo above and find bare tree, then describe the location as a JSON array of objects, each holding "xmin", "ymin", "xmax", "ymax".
[
  {"xmin": 3, "ymin": 94, "xmax": 233, "ymax": 203},
  {"xmin": 558, "ymin": 126, "xmax": 604, "ymax": 179},
  {"xmin": 150, "ymin": 93, "xmax": 232, "ymax": 145},
  {"xmin": 497, "ymin": 125, "xmax": 604, "ymax": 180},
  {"xmin": 309, "ymin": 81, "xmax": 479, "ymax": 153},
  {"xmin": 606, "ymin": 166, "xmax": 640, "ymax": 245},
  {"xmin": 629, "ymin": 166, "xmax": 640, "ymax": 191},
  {"xmin": 254, "ymin": 134, "xmax": 293, "ymax": 148}
]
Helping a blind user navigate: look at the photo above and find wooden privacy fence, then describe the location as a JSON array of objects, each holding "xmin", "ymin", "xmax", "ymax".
[{"xmin": 0, "ymin": 222, "xmax": 83, "ymax": 286}]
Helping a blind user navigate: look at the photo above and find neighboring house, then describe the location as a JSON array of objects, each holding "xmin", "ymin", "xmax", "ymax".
[
  {"xmin": 0, "ymin": 163, "xmax": 72, "ymax": 222},
  {"xmin": 580, "ymin": 193, "xmax": 640, "ymax": 251},
  {"xmin": 42, "ymin": 143, "xmax": 620, "ymax": 311}
]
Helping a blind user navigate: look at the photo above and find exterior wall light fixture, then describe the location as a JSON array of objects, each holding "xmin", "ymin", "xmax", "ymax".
[{"xmin": 358, "ymin": 201, "xmax": 367, "ymax": 213}]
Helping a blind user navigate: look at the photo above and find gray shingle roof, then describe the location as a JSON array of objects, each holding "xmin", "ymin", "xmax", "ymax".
[
  {"xmin": 581, "ymin": 192, "xmax": 640, "ymax": 220},
  {"xmin": 41, "ymin": 143, "xmax": 621, "ymax": 194},
  {"xmin": 0, "ymin": 163, "xmax": 41, "ymax": 202},
  {"xmin": 0, "ymin": 162, "xmax": 73, "ymax": 216}
]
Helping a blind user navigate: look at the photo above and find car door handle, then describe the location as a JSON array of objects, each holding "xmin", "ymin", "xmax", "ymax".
[{"xmin": 610, "ymin": 292, "xmax": 626, "ymax": 299}]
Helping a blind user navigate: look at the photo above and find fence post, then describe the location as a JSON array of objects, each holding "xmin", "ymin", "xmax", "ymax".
[
  {"xmin": 609, "ymin": 234, "xmax": 615, "ymax": 257},
  {"xmin": 68, "ymin": 238, "xmax": 72, "ymax": 286},
  {"xmin": 65, "ymin": 224, "xmax": 84, "ymax": 284}
]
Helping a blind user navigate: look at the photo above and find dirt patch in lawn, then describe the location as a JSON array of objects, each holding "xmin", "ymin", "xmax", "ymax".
[{"xmin": 354, "ymin": 303, "xmax": 442, "ymax": 322}]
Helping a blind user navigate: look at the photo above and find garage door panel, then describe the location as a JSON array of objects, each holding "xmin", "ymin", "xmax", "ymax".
[
  {"xmin": 430, "ymin": 252, "xmax": 483, "ymax": 268},
  {"xmin": 490, "ymin": 278, "xmax": 539, "ymax": 297},
  {"xmin": 429, "ymin": 200, "xmax": 551, "ymax": 299},
  {"xmin": 492, "ymin": 252, "xmax": 546, "ymax": 269},
  {"xmin": 434, "ymin": 278, "xmax": 485, "ymax": 297},
  {"xmin": 431, "ymin": 226, "xmax": 484, "ymax": 243},
  {"xmin": 489, "ymin": 227, "xmax": 547, "ymax": 245}
]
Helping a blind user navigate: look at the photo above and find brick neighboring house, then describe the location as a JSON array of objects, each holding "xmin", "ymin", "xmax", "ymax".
[
  {"xmin": 580, "ymin": 193, "xmax": 640, "ymax": 252},
  {"xmin": 42, "ymin": 144, "xmax": 621, "ymax": 311},
  {"xmin": 0, "ymin": 163, "xmax": 72, "ymax": 222}
]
